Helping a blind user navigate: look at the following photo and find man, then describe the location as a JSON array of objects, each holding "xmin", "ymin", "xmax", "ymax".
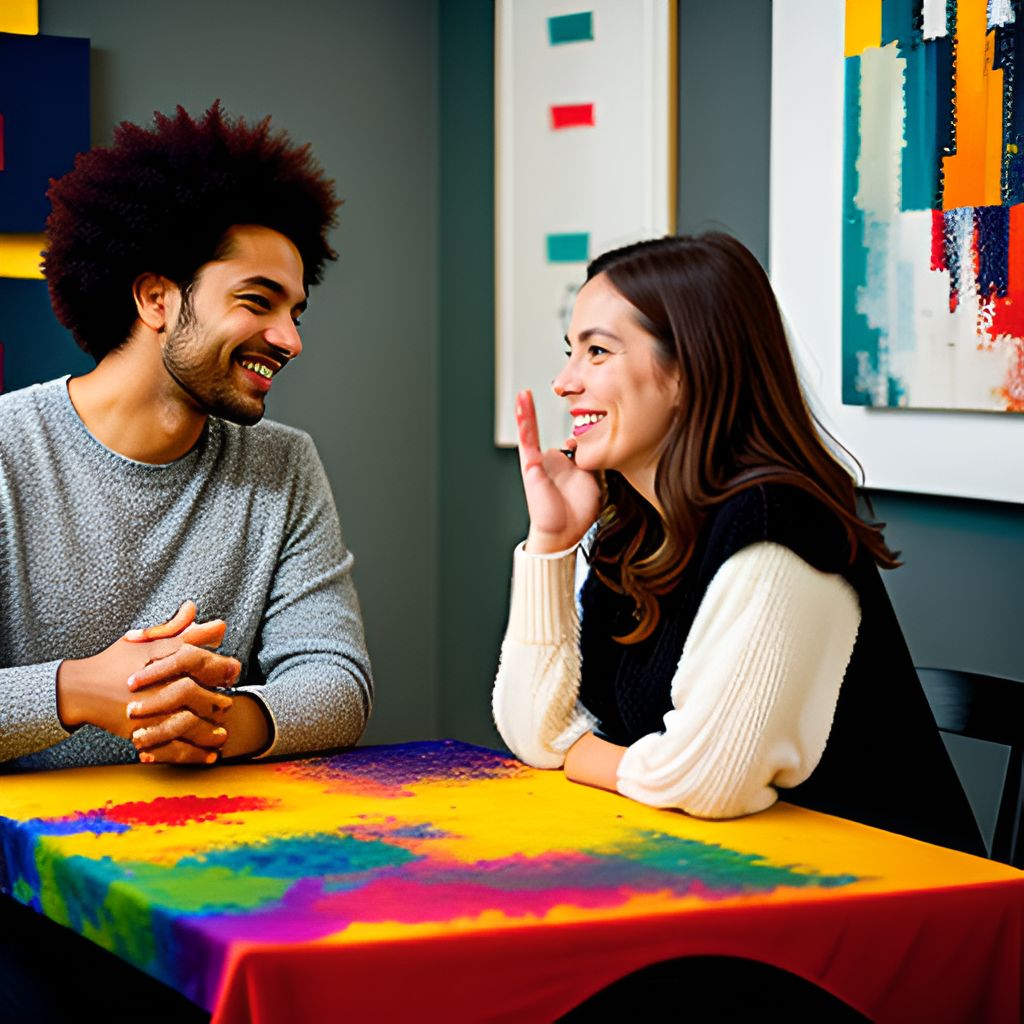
[{"xmin": 0, "ymin": 104, "xmax": 372, "ymax": 769}]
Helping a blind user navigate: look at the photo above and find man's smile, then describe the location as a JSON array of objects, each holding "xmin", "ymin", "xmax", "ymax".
[{"xmin": 239, "ymin": 356, "xmax": 278, "ymax": 379}]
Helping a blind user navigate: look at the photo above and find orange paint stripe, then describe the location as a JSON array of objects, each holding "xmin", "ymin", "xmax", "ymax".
[{"xmin": 943, "ymin": 5, "xmax": 1004, "ymax": 209}]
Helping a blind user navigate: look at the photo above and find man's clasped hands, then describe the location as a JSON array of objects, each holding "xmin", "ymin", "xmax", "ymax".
[{"xmin": 55, "ymin": 602, "xmax": 244, "ymax": 765}]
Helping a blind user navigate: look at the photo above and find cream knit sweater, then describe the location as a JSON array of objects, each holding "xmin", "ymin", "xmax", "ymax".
[{"xmin": 493, "ymin": 541, "xmax": 861, "ymax": 819}]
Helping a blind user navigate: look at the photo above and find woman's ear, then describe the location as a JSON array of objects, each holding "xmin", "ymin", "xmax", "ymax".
[{"xmin": 131, "ymin": 274, "xmax": 180, "ymax": 334}]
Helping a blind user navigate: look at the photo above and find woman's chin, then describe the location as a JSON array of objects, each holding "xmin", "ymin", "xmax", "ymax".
[{"xmin": 571, "ymin": 447, "xmax": 603, "ymax": 473}]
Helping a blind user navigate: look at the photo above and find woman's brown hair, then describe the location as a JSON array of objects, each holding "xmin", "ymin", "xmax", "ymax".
[{"xmin": 585, "ymin": 232, "xmax": 898, "ymax": 643}]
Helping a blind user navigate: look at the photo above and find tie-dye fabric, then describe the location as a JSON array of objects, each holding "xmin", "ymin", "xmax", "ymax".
[{"xmin": 1, "ymin": 741, "xmax": 1021, "ymax": 1022}]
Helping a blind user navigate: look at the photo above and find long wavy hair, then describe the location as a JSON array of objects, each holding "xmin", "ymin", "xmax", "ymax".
[{"xmin": 585, "ymin": 233, "xmax": 898, "ymax": 644}]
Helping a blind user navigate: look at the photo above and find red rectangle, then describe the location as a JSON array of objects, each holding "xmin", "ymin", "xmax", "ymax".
[{"xmin": 550, "ymin": 103, "xmax": 595, "ymax": 130}]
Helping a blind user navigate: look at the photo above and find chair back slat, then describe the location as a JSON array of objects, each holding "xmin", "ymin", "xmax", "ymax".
[{"xmin": 918, "ymin": 668, "xmax": 1024, "ymax": 869}]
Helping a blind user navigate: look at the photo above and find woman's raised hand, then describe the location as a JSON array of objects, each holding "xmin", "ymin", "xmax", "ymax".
[{"xmin": 516, "ymin": 389, "xmax": 600, "ymax": 554}]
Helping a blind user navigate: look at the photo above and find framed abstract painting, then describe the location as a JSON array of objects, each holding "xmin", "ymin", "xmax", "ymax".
[
  {"xmin": 843, "ymin": 0, "xmax": 1024, "ymax": 413},
  {"xmin": 771, "ymin": 1, "xmax": 1023, "ymax": 502}
]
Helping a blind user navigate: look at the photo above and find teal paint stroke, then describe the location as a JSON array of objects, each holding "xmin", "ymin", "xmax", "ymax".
[
  {"xmin": 842, "ymin": 55, "xmax": 880, "ymax": 405},
  {"xmin": 881, "ymin": 0, "xmax": 918, "ymax": 49},
  {"xmin": 548, "ymin": 12, "xmax": 593, "ymax": 46},
  {"xmin": 902, "ymin": 38, "xmax": 941, "ymax": 211},
  {"xmin": 547, "ymin": 232, "xmax": 589, "ymax": 263}
]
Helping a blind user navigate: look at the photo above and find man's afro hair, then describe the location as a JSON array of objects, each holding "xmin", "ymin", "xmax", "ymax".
[{"xmin": 44, "ymin": 102, "xmax": 340, "ymax": 359}]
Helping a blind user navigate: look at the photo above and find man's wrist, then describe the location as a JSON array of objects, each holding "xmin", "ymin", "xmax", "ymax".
[
  {"xmin": 55, "ymin": 657, "xmax": 91, "ymax": 729},
  {"xmin": 219, "ymin": 692, "xmax": 272, "ymax": 759}
]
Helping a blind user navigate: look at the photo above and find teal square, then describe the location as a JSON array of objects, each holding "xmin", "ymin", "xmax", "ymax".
[
  {"xmin": 546, "ymin": 233, "xmax": 590, "ymax": 263},
  {"xmin": 548, "ymin": 12, "xmax": 593, "ymax": 46}
]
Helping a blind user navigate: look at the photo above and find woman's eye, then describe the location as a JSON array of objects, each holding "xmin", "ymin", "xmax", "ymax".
[{"xmin": 588, "ymin": 345, "xmax": 609, "ymax": 358}]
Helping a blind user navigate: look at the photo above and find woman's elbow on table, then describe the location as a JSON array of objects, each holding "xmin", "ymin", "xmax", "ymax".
[{"xmin": 614, "ymin": 733, "xmax": 809, "ymax": 820}]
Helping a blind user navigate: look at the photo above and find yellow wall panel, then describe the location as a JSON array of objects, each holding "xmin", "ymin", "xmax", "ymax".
[
  {"xmin": 0, "ymin": 1, "xmax": 39, "ymax": 35},
  {"xmin": 0, "ymin": 234, "xmax": 45, "ymax": 279}
]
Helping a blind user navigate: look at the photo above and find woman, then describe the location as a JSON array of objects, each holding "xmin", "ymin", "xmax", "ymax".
[{"xmin": 493, "ymin": 233, "xmax": 983, "ymax": 855}]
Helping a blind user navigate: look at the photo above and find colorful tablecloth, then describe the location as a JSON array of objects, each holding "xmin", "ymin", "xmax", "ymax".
[{"xmin": 1, "ymin": 740, "xmax": 1021, "ymax": 1022}]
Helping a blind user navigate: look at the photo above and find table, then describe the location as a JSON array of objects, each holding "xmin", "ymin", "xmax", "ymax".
[{"xmin": 1, "ymin": 740, "xmax": 1021, "ymax": 1022}]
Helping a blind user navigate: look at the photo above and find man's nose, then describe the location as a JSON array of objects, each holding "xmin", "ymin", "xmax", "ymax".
[{"xmin": 265, "ymin": 316, "xmax": 303, "ymax": 359}]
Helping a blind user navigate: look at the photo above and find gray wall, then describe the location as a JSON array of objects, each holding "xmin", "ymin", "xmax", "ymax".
[
  {"xmin": 677, "ymin": 0, "xmax": 772, "ymax": 267},
  {"xmin": 40, "ymin": 0, "xmax": 440, "ymax": 743}
]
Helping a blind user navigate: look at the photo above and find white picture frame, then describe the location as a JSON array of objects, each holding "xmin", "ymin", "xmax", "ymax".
[{"xmin": 495, "ymin": 0, "xmax": 677, "ymax": 448}]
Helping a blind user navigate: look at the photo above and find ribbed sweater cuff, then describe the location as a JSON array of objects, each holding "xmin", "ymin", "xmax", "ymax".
[{"xmin": 508, "ymin": 542, "xmax": 579, "ymax": 644}]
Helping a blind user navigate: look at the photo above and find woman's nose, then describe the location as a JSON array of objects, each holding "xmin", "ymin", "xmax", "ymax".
[{"xmin": 552, "ymin": 365, "xmax": 582, "ymax": 398}]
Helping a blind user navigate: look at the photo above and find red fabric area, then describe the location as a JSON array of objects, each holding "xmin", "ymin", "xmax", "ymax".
[{"xmin": 212, "ymin": 879, "xmax": 1024, "ymax": 1024}]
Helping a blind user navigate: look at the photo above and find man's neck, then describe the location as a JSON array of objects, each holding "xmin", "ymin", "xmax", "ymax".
[{"xmin": 68, "ymin": 340, "xmax": 207, "ymax": 465}]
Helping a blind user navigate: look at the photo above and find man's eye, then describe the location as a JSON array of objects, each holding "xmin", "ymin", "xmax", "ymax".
[
  {"xmin": 293, "ymin": 318, "xmax": 303, "ymax": 328},
  {"xmin": 240, "ymin": 294, "xmax": 271, "ymax": 311}
]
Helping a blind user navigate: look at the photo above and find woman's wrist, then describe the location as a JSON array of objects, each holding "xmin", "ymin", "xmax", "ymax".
[
  {"xmin": 564, "ymin": 732, "xmax": 626, "ymax": 791},
  {"xmin": 524, "ymin": 527, "xmax": 582, "ymax": 555}
]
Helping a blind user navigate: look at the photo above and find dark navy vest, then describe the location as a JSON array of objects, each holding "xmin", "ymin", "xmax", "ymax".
[{"xmin": 579, "ymin": 484, "xmax": 984, "ymax": 856}]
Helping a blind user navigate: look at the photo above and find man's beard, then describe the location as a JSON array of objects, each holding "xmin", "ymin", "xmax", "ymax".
[{"xmin": 161, "ymin": 295, "xmax": 266, "ymax": 427}]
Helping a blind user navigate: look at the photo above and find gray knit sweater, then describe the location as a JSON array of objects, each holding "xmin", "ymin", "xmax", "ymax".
[{"xmin": 0, "ymin": 377, "xmax": 372, "ymax": 770}]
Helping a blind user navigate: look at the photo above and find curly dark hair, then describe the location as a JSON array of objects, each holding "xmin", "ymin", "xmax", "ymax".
[{"xmin": 43, "ymin": 102, "xmax": 340, "ymax": 359}]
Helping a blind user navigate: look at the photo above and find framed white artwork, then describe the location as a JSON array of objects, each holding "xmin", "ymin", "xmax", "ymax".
[{"xmin": 495, "ymin": 0, "xmax": 677, "ymax": 448}]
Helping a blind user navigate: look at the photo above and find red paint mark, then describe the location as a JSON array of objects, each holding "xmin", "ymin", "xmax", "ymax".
[
  {"xmin": 550, "ymin": 103, "xmax": 595, "ymax": 130},
  {"xmin": 931, "ymin": 209, "xmax": 946, "ymax": 271},
  {"xmin": 102, "ymin": 794, "xmax": 274, "ymax": 827}
]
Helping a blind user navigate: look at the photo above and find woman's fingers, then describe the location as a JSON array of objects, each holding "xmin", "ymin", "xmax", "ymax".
[
  {"xmin": 516, "ymin": 390, "xmax": 544, "ymax": 469},
  {"xmin": 123, "ymin": 601, "xmax": 197, "ymax": 642}
]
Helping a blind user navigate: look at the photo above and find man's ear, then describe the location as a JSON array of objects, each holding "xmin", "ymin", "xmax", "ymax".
[{"xmin": 132, "ymin": 274, "xmax": 180, "ymax": 333}]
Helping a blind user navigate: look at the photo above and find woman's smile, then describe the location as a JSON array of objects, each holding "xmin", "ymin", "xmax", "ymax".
[{"xmin": 571, "ymin": 409, "xmax": 607, "ymax": 436}]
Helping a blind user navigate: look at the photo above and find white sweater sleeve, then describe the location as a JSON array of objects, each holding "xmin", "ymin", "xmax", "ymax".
[
  {"xmin": 616, "ymin": 542, "xmax": 861, "ymax": 818},
  {"xmin": 492, "ymin": 543, "xmax": 597, "ymax": 768}
]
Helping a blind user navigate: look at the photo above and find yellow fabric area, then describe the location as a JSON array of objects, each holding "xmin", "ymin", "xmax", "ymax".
[
  {"xmin": 0, "ymin": 235, "xmax": 45, "ymax": 279},
  {"xmin": 845, "ymin": 0, "xmax": 882, "ymax": 58}
]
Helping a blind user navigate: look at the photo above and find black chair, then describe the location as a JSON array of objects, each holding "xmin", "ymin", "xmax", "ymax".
[{"xmin": 917, "ymin": 667, "xmax": 1024, "ymax": 868}]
